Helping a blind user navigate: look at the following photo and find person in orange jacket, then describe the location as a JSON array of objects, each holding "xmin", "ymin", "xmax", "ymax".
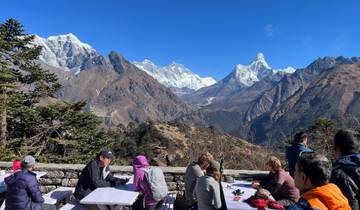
[{"xmin": 287, "ymin": 153, "xmax": 351, "ymax": 210}]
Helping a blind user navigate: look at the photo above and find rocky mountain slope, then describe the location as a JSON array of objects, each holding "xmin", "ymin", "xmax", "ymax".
[
  {"xmin": 113, "ymin": 121, "xmax": 271, "ymax": 169},
  {"xmin": 182, "ymin": 53, "xmax": 295, "ymax": 107},
  {"xmin": 34, "ymin": 34, "xmax": 192, "ymax": 125}
]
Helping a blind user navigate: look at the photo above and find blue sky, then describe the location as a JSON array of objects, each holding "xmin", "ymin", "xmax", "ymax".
[{"xmin": 1, "ymin": 0, "xmax": 359, "ymax": 80}]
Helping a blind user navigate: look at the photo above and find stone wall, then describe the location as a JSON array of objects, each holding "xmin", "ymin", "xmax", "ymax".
[{"xmin": 0, "ymin": 162, "xmax": 267, "ymax": 193}]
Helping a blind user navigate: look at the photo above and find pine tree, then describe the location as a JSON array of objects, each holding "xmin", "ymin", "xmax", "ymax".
[
  {"xmin": 0, "ymin": 18, "xmax": 60, "ymax": 148},
  {"xmin": 0, "ymin": 18, "xmax": 113, "ymax": 162}
]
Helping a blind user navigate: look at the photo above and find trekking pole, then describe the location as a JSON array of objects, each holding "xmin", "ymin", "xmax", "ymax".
[{"xmin": 219, "ymin": 157, "xmax": 227, "ymax": 210}]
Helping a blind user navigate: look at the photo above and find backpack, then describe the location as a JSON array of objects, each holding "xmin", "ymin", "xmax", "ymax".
[{"xmin": 142, "ymin": 167, "xmax": 169, "ymax": 201}]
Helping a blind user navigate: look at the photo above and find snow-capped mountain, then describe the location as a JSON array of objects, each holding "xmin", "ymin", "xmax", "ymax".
[
  {"xmin": 133, "ymin": 59, "xmax": 216, "ymax": 91},
  {"xmin": 182, "ymin": 53, "xmax": 296, "ymax": 107},
  {"xmin": 33, "ymin": 33, "xmax": 99, "ymax": 73},
  {"xmin": 233, "ymin": 53, "xmax": 295, "ymax": 86}
]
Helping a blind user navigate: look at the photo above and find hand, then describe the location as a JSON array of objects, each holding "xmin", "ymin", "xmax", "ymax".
[
  {"xmin": 251, "ymin": 181, "xmax": 261, "ymax": 189},
  {"xmin": 255, "ymin": 188, "xmax": 271, "ymax": 199}
]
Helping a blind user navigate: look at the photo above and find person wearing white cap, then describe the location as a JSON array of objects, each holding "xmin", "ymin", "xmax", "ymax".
[{"xmin": 5, "ymin": 155, "xmax": 44, "ymax": 210}]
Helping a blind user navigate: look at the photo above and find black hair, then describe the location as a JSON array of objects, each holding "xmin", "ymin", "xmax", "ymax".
[
  {"xmin": 297, "ymin": 153, "xmax": 331, "ymax": 187},
  {"xmin": 293, "ymin": 132, "xmax": 308, "ymax": 144},
  {"xmin": 334, "ymin": 129, "xmax": 360, "ymax": 156}
]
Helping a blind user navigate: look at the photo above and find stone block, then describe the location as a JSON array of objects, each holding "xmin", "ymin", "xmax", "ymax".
[
  {"xmin": 64, "ymin": 171, "xmax": 78, "ymax": 178},
  {"xmin": 44, "ymin": 170, "xmax": 64, "ymax": 178},
  {"xmin": 39, "ymin": 178, "xmax": 62, "ymax": 185},
  {"xmin": 167, "ymin": 182, "xmax": 177, "ymax": 191},
  {"xmin": 165, "ymin": 175, "xmax": 174, "ymax": 182},
  {"xmin": 40, "ymin": 185, "xmax": 56, "ymax": 193},
  {"xmin": 174, "ymin": 175, "xmax": 184, "ymax": 182},
  {"xmin": 61, "ymin": 178, "xmax": 78, "ymax": 187},
  {"xmin": 177, "ymin": 181, "xmax": 185, "ymax": 191}
]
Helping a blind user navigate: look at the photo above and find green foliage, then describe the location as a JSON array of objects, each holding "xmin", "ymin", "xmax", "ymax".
[
  {"xmin": 306, "ymin": 118, "xmax": 337, "ymax": 159},
  {"xmin": 111, "ymin": 121, "xmax": 172, "ymax": 164}
]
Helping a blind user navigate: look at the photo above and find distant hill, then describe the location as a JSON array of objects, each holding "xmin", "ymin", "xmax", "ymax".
[
  {"xmin": 112, "ymin": 121, "xmax": 271, "ymax": 170},
  {"xmin": 179, "ymin": 56, "xmax": 360, "ymax": 144}
]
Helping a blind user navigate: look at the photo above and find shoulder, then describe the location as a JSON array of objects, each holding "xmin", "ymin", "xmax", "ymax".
[{"xmin": 23, "ymin": 171, "xmax": 37, "ymax": 183}]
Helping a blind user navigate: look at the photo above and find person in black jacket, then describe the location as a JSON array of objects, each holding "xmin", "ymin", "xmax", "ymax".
[
  {"xmin": 74, "ymin": 150, "xmax": 125, "ymax": 203},
  {"xmin": 331, "ymin": 129, "xmax": 360, "ymax": 210}
]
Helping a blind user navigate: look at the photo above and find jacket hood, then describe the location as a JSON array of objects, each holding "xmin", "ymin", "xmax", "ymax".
[
  {"xmin": 336, "ymin": 154, "xmax": 360, "ymax": 166},
  {"xmin": 132, "ymin": 155, "xmax": 150, "ymax": 168}
]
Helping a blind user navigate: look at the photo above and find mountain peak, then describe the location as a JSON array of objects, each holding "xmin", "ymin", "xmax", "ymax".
[
  {"xmin": 256, "ymin": 52, "xmax": 265, "ymax": 60},
  {"xmin": 47, "ymin": 33, "xmax": 93, "ymax": 49},
  {"xmin": 133, "ymin": 60, "xmax": 216, "ymax": 91},
  {"xmin": 33, "ymin": 33, "xmax": 98, "ymax": 71},
  {"xmin": 230, "ymin": 53, "xmax": 293, "ymax": 86},
  {"xmin": 249, "ymin": 52, "xmax": 271, "ymax": 69}
]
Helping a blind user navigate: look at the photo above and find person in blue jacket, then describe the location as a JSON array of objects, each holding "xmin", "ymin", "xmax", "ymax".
[
  {"xmin": 286, "ymin": 132, "xmax": 313, "ymax": 177},
  {"xmin": 5, "ymin": 155, "xmax": 44, "ymax": 210}
]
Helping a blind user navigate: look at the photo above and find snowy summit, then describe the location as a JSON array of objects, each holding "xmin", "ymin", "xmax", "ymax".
[
  {"xmin": 133, "ymin": 60, "xmax": 216, "ymax": 91},
  {"xmin": 33, "ymin": 33, "xmax": 99, "ymax": 73},
  {"xmin": 233, "ymin": 53, "xmax": 295, "ymax": 86}
]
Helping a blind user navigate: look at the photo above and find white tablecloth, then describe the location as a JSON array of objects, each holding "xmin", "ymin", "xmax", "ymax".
[
  {"xmin": 222, "ymin": 180, "xmax": 259, "ymax": 210},
  {"xmin": 80, "ymin": 187, "xmax": 139, "ymax": 206}
]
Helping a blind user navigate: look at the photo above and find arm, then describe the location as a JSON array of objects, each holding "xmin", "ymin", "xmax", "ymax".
[
  {"xmin": 261, "ymin": 172, "xmax": 283, "ymax": 195},
  {"xmin": 212, "ymin": 180, "xmax": 222, "ymax": 209},
  {"xmin": 26, "ymin": 178, "xmax": 44, "ymax": 203}
]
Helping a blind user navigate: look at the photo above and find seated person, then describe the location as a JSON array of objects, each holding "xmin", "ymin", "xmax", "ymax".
[
  {"xmin": 331, "ymin": 129, "xmax": 360, "ymax": 210},
  {"xmin": 5, "ymin": 155, "xmax": 44, "ymax": 210},
  {"xmin": 132, "ymin": 155, "xmax": 165, "ymax": 210},
  {"xmin": 288, "ymin": 153, "xmax": 351, "ymax": 209},
  {"xmin": 194, "ymin": 160, "xmax": 222, "ymax": 210},
  {"xmin": 184, "ymin": 152, "xmax": 213, "ymax": 208},
  {"xmin": 74, "ymin": 150, "xmax": 125, "ymax": 201},
  {"xmin": 252, "ymin": 156, "xmax": 299, "ymax": 207}
]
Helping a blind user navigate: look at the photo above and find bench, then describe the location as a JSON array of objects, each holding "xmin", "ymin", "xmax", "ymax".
[
  {"xmin": 159, "ymin": 192, "xmax": 176, "ymax": 210},
  {"xmin": 58, "ymin": 203, "xmax": 84, "ymax": 210},
  {"xmin": 43, "ymin": 187, "xmax": 75, "ymax": 208}
]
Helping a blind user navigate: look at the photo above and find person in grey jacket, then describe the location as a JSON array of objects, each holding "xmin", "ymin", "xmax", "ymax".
[
  {"xmin": 194, "ymin": 160, "xmax": 222, "ymax": 210},
  {"xmin": 5, "ymin": 155, "xmax": 44, "ymax": 210},
  {"xmin": 184, "ymin": 152, "xmax": 213, "ymax": 207}
]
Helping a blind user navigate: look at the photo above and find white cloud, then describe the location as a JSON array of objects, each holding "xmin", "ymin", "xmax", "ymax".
[{"xmin": 264, "ymin": 24, "xmax": 279, "ymax": 37}]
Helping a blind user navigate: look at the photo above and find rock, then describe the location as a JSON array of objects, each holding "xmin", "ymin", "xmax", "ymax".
[
  {"xmin": 61, "ymin": 178, "xmax": 78, "ymax": 187},
  {"xmin": 45, "ymin": 171, "xmax": 64, "ymax": 178},
  {"xmin": 39, "ymin": 178, "xmax": 62, "ymax": 185}
]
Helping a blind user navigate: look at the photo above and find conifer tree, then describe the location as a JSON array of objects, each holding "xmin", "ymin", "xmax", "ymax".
[
  {"xmin": 0, "ymin": 18, "xmax": 60, "ymax": 148},
  {"xmin": 0, "ymin": 18, "xmax": 112, "ymax": 162}
]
